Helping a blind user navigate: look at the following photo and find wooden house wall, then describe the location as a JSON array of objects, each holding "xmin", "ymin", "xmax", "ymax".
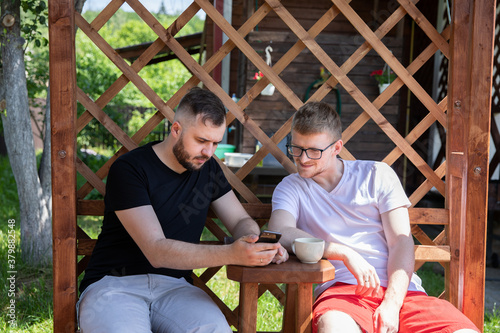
[
  {"xmin": 226, "ymin": 0, "xmax": 403, "ymax": 162},
  {"xmin": 243, "ymin": 31, "xmax": 403, "ymax": 161}
]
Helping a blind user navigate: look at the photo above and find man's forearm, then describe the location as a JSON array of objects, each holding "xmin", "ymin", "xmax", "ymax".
[
  {"xmin": 149, "ymin": 238, "xmax": 234, "ymax": 269},
  {"xmin": 231, "ymin": 217, "xmax": 261, "ymax": 239},
  {"xmin": 149, "ymin": 235, "xmax": 279, "ymax": 269},
  {"xmin": 382, "ymin": 239, "xmax": 414, "ymax": 309}
]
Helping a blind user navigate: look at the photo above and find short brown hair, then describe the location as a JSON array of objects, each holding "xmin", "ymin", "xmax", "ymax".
[
  {"xmin": 292, "ymin": 102, "xmax": 341, "ymax": 140},
  {"xmin": 175, "ymin": 87, "xmax": 226, "ymax": 127}
]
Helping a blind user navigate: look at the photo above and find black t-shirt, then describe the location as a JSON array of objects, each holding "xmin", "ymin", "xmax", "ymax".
[{"xmin": 79, "ymin": 142, "xmax": 232, "ymax": 293}]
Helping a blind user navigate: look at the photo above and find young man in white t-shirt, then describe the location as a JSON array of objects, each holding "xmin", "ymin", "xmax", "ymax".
[{"xmin": 269, "ymin": 102, "xmax": 479, "ymax": 333}]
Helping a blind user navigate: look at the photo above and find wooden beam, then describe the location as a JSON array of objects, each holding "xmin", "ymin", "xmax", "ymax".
[
  {"xmin": 462, "ymin": 0, "xmax": 495, "ymax": 327},
  {"xmin": 414, "ymin": 245, "xmax": 451, "ymax": 262},
  {"xmin": 448, "ymin": 0, "xmax": 472, "ymax": 310},
  {"xmin": 49, "ymin": 0, "xmax": 77, "ymax": 332},
  {"xmin": 448, "ymin": 0, "xmax": 495, "ymax": 329}
]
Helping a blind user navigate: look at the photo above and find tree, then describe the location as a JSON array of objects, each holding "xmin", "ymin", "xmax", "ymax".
[
  {"xmin": 0, "ymin": 0, "xmax": 86, "ymax": 266},
  {"xmin": 158, "ymin": 0, "xmax": 168, "ymax": 16},
  {"xmin": 1, "ymin": 0, "xmax": 200, "ymax": 265}
]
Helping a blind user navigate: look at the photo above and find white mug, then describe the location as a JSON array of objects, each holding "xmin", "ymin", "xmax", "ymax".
[{"xmin": 292, "ymin": 238, "xmax": 325, "ymax": 264}]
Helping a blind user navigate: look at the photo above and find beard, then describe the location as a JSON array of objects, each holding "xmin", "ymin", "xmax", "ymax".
[{"xmin": 173, "ymin": 135, "xmax": 209, "ymax": 171}]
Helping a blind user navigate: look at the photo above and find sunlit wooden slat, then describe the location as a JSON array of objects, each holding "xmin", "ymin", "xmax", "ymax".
[
  {"xmin": 383, "ymin": 97, "xmax": 448, "ymax": 166},
  {"xmin": 342, "ymin": 26, "xmax": 451, "ymax": 146},
  {"xmin": 267, "ymin": 0, "xmax": 446, "ymax": 195},
  {"xmin": 409, "ymin": 208, "xmax": 449, "ymax": 225},
  {"xmin": 76, "ymin": 157, "xmax": 106, "ymax": 196},
  {"xmin": 309, "ymin": 0, "xmax": 421, "ymax": 104},
  {"xmin": 75, "ymin": 12, "xmax": 175, "ymax": 119},
  {"xmin": 409, "ymin": 162, "xmax": 446, "ymax": 207},
  {"xmin": 397, "ymin": 0, "xmax": 450, "ymax": 58},
  {"xmin": 234, "ymin": 4, "xmax": 348, "ymax": 175},
  {"xmin": 331, "ymin": 0, "xmax": 447, "ymax": 128},
  {"xmin": 196, "ymin": 0, "xmax": 304, "ymax": 111},
  {"xmin": 414, "ymin": 245, "xmax": 450, "ymax": 262},
  {"xmin": 76, "ymin": 88, "xmax": 137, "ymax": 151},
  {"xmin": 128, "ymin": 0, "xmax": 295, "ymax": 174},
  {"xmin": 412, "ymin": 225, "xmax": 437, "ymax": 246}
]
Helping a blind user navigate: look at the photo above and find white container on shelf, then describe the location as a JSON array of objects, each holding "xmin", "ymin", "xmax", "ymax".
[{"xmin": 224, "ymin": 152, "xmax": 253, "ymax": 167}]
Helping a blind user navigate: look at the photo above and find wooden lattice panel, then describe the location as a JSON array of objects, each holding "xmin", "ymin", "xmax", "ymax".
[
  {"xmin": 73, "ymin": 0, "xmax": 453, "ymax": 325},
  {"xmin": 49, "ymin": 0, "xmax": 495, "ymax": 331}
]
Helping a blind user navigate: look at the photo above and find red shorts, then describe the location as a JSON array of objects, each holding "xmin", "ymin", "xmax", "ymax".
[{"xmin": 313, "ymin": 283, "xmax": 479, "ymax": 333}]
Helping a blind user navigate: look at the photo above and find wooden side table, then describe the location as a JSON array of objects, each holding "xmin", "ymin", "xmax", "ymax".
[{"xmin": 226, "ymin": 256, "xmax": 335, "ymax": 333}]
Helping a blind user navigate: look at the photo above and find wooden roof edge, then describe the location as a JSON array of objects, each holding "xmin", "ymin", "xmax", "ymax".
[{"xmin": 115, "ymin": 32, "xmax": 203, "ymax": 62}]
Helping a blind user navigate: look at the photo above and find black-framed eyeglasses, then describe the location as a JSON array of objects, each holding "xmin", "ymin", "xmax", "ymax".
[{"xmin": 286, "ymin": 142, "xmax": 336, "ymax": 160}]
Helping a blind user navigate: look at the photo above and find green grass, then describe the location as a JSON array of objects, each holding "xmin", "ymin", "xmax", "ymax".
[
  {"xmin": 485, "ymin": 307, "xmax": 500, "ymax": 333},
  {"xmin": 0, "ymin": 155, "xmax": 53, "ymax": 332},
  {"xmin": 0, "ymin": 153, "xmax": 499, "ymax": 332},
  {"xmin": 418, "ymin": 262, "xmax": 445, "ymax": 297}
]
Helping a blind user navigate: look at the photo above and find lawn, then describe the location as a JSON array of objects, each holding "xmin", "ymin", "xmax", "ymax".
[{"xmin": 1, "ymin": 154, "xmax": 499, "ymax": 332}]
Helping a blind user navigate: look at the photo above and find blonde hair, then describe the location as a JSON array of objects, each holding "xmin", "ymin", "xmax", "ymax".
[{"xmin": 292, "ymin": 102, "xmax": 341, "ymax": 141}]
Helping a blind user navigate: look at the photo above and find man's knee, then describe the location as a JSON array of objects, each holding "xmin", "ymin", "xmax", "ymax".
[{"xmin": 316, "ymin": 310, "xmax": 363, "ymax": 333}]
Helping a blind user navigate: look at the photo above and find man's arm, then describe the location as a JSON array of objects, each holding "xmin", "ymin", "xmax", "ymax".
[
  {"xmin": 268, "ymin": 209, "xmax": 315, "ymax": 251},
  {"xmin": 269, "ymin": 209, "xmax": 380, "ymax": 293},
  {"xmin": 211, "ymin": 190, "xmax": 287, "ymax": 263},
  {"xmin": 116, "ymin": 203, "xmax": 279, "ymax": 270},
  {"xmin": 210, "ymin": 190, "xmax": 261, "ymax": 239},
  {"xmin": 373, "ymin": 206, "xmax": 415, "ymax": 333}
]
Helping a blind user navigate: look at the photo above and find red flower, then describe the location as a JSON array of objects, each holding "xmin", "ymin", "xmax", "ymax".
[
  {"xmin": 370, "ymin": 68, "xmax": 396, "ymax": 84},
  {"xmin": 253, "ymin": 71, "xmax": 264, "ymax": 80}
]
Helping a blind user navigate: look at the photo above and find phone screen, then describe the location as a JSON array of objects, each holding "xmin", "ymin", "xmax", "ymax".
[{"xmin": 257, "ymin": 230, "xmax": 282, "ymax": 243}]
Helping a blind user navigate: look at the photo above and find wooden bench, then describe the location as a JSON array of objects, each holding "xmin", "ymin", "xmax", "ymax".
[{"xmin": 73, "ymin": 201, "xmax": 451, "ymax": 332}]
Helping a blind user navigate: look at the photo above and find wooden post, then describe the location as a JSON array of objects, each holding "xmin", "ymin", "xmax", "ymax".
[
  {"xmin": 462, "ymin": 0, "xmax": 495, "ymax": 328},
  {"xmin": 49, "ymin": 0, "xmax": 77, "ymax": 332},
  {"xmin": 212, "ymin": 0, "xmax": 224, "ymax": 85},
  {"xmin": 448, "ymin": 0, "xmax": 495, "ymax": 329}
]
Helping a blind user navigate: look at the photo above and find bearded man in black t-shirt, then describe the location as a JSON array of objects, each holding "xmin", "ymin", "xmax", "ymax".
[{"xmin": 77, "ymin": 87, "xmax": 288, "ymax": 333}]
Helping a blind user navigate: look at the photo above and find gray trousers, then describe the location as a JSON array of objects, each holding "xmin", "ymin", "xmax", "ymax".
[{"xmin": 77, "ymin": 274, "xmax": 232, "ymax": 333}]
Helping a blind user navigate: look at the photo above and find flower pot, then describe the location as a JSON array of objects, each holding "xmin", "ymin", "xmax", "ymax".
[
  {"xmin": 261, "ymin": 83, "xmax": 275, "ymax": 96},
  {"xmin": 378, "ymin": 83, "xmax": 390, "ymax": 94}
]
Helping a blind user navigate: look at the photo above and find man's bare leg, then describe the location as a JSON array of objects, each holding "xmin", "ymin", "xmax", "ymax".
[{"xmin": 317, "ymin": 310, "xmax": 363, "ymax": 333}]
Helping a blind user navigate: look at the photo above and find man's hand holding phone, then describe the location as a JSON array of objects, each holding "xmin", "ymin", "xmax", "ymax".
[
  {"xmin": 257, "ymin": 230, "xmax": 282, "ymax": 243},
  {"xmin": 257, "ymin": 230, "xmax": 288, "ymax": 264}
]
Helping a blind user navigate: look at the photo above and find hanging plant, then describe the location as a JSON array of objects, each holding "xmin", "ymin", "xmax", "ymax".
[{"xmin": 370, "ymin": 64, "xmax": 396, "ymax": 94}]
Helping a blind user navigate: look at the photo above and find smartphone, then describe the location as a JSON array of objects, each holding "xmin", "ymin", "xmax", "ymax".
[{"xmin": 257, "ymin": 230, "xmax": 282, "ymax": 243}]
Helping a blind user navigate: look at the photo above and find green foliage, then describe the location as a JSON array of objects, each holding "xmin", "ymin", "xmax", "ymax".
[
  {"xmin": 0, "ymin": 156, "xmax": 52, "ymax": 331},
  {"xmin": 0, "ymin": 226, "xmax": 54, "ymax": 332},
  {"xmin": 76, "ymin": 9, "xmax": 203, "ymax": 152},
  {"xmin": 76, "ymin": 149, "xmax": 110, "ymax": 200},
  {"xmin": 485, "ymin": 307, "xmax": 500, "ymax": 333},
  {"xmin": 21, "ymin": 0, "xmax": 48, "ymax": 49},
  {"xmin": 417, "ymin": 262, "xmax": 445, "ymax": 297},
  {"xmin": 0, "ymin": 154, "xmax": 20, "ymax": 221},
  {"xmin": 21, "ymin": 0, "xmax": 50, "ymax": 100}
]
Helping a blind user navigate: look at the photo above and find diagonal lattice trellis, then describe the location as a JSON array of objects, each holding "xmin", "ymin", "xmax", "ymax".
[{"xmin": 73, "ymin": 0, "xmax": 457, "ymax": 329}]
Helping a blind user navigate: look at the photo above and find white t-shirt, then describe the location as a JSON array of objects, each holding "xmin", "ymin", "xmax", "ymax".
[{"xmin": 272, "ymin": 160, "xmax": 425, "ymax": 296}]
